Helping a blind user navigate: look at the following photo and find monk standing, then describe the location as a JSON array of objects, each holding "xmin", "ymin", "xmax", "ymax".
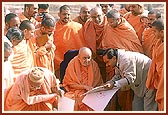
[
  {"xmin": 9, "ymin": 22, "xmax": 35, "ymax": 79},
  {"xmin": 35, "ymin": 4, "xmax": 50, "ymax": 28},
  {"xmin": 84, "ymin": 7, "xmax": 107, "ymax": 53},
  {"xmin": 99, "ymin": 4, "xmax": 113, "ymax": 15},
  {"xmin": 19, "ymin": 20, "xmax": 37, "ymax": 67},
  {"xmin": 102, "ymin": 9, "xmax": 143, "ymax": 53},
  {"xmin": 53, "ymin": 5, "xmax": 87, "ymax": 78},
  {"xmin": 119, "ymin": 4, "xmax": 130, "ymax": 17},
  {"xmin": 84, "ymin": 7, "xmax": 107, "ymax": 83},
  {"xmin": 142, "ymin": 10, "xmax": 161, "ymax": 59},
  {"xmin": 4, "ymin": 67, "xmax": 62, "ymax": 111},
  {"xmin": 63, "ymin": 47, "xmax": 103, "ymax": 111},
  {"xmin": 101, "ymin": 9, "xmax": 143, "ymax": 111},
  {"xmin": 4, "ymin": 13, "xmax": 20, "ymax": 35},
  {"xmin": 124, "ymin": 4, "xmax": 146, "ymax": 44},
  {"xmin": 146, "ymin": 20, "xmax": 164, "ymax": 111},
  {"xmin": 35, "ymin": 18, "xmax": 56, "ymax": 73},
  {"xmin": 73, "ymin": 5, "xmax": 91, "ymax": 26},
  {"xmin": 18, "ymin": 4, "xmax": 39, "ymax": 28}
]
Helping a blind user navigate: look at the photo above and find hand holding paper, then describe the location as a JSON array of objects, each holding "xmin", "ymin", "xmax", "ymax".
[
  {"xmin": 103, "ymin": 81, "xmax": 115, "ymax": 90},
  {"xmin": 81, "ymin": 85, "xmax": 110, "ymax": 96}
]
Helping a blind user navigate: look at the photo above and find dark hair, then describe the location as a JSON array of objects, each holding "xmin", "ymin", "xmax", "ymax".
[
  {"xmin": 106, "ymin": 9, "xmax": 120, "ymax": 19},
  {"xmin": 96, "ymin": 49, "xmax": 106, "ymax": 55},
  {"xmin": 41, "ymin": 18, "xmax": 55, "ymax": 28},
  {"xmin": 19, "ymin": 20, "xmax": 34, "ymax": 31},
  {"xmin": 59, "ymin": 5, "xmax": 71, "ymax": 13},
  {"xmin": 42, "ymin": 13, "xmax": 55, "ymax": 22},
  {"xmin": 100, "ymin": 4, "xmax": 114, "ymax": 7},
  {"xmin": 103, "ymin": 48, "xmax": 118, "ymax": 59},
  {"xmin": 24, "ymin": 4, "xmax": 34, "ymax": 11},
  {"xmin": 6, "ymin": 27, "xmax": 24, "ymax": 41},
  {"xmin": 38, "ymin": 4, "xmax": 49, "ymax": 10},
  {"xmin": 5, "ymin": 13, "xmax": 18, "ymax": 23},
  {"xmin": 152, "ymin": 20, "xmax": 164, "ymax": 31},
  {"xmin": 148, "ymin": 10, "xmax": 161, "ymax": 19},
  {"xmin": 109, "ymin": 4, "xmax": 114, "ymax": 7}
]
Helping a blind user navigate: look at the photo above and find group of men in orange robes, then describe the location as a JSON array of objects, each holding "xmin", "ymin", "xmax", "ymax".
[{"xmin": 3, "ymin": 3, "xmax": 165, "ymax": 111}]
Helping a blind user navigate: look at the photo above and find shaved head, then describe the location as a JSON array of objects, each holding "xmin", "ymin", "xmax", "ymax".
[
  {"xmin": 79, "ymin": 47, "xmax": 92, "ymax": 55},
  {"xmin": 80, "ymin": 5, "xmax": 90, "ymax": 13},
  {"xmin": 90, "ymin": 7, "xmax": 102, "ymax": 16},
  {"xmin": 79, "ymin": 5, "xmax": 91, "ymax": 22},
  {"xmin": 90, "ymin": 7, "xmax": 103, "ymax": 24},
  {"xmin": 78, "ymin": 47, "xmax": 92, "ymax": 66}
]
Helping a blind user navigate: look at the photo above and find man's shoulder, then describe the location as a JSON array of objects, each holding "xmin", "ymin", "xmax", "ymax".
[
  {"xmin": 72, "ymin": 16, "xmax": 80, "ymax": 22},
  {"xmin": 123, "ymin": 12, "xmax": 132, "ymax": 19},
  {"xmin": 18, "ymin": 12, "xmax": 27, "ymax": 21},
  {"xmin": 69, "ymin": 21, "xmax": 83, "ymax": 27}
]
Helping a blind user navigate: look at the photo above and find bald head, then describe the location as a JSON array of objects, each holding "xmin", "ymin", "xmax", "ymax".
[
  {"xmin": 78, "ymin": 47, "xmax": 92, "ymax": 67},
  {"xmin": 79, "ymin": 5, "xmax": 91, "ymax": 22},
  {"xmin": 90, "ymin": 7, "xmax": 102, "ymax": 16},
  {"xmin": 79, "ymin": 47, "xmax": 92, "ymax": 55},
  {"xmin": 80, "ymin": 5, "xmax": 90, "ymax": 13},
  {"xmin": 106, "ymin": 9, "xmax": 120, "ymax": 19},
  {"xmin": 90, "ymin": 7, "xmax": 104, "ymax": 24}
]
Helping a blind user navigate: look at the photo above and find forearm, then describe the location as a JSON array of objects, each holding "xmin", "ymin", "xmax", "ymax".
[
  {"xmin": 69, "ymin": 84, "xmax": 87, "ymax": 90},
  {"xmin": 114, "ymin": 77, "xmax": 131, "ymax": 87},
  {"xmin": 24, "ymin": 93, "xmax": 57, "ymax": 105}
]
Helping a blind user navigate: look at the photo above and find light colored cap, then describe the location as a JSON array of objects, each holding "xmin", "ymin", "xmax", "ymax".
[{"xmin": 28, "ymin": 67, "xmax": 45, "ymax": 84}]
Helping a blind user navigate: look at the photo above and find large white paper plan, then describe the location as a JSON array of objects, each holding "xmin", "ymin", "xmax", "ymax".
[
  {"xmin": 58, "ymin": 96, "xmax": 75, "ymax": 111},
  {"xmin": 82, "ymin": 87, "xmax": 119, "ymax": 111}
]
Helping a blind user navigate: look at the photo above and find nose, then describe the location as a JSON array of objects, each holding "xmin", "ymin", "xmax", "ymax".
[
  {"xmin": 65, "ymin": 14, "xmax": 69, "ymax": 18},
  {"xmin": 86, "ymin": 58, "xmax": 91, "ymax": 62}
]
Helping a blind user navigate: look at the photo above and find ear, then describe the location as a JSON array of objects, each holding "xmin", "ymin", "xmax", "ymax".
[
  {"xmin": 5, "ymin": 23, "xmax": 9, "ymax": 29},
  {"xmin": 160, "ymin": 30, "xmax": 164, "ymax": 35},
  {"xmin": 23, "ymin": 29, "xmax": 28, "ymax": 34},
  {"xmin": 41, "ymin": 26, "xmax": 45, "ymax": 31},
  {"xmin": 160, "ymin": 30, "xmax": 164, "ymax": 39}
]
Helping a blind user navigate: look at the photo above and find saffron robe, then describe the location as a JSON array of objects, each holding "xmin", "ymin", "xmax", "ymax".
[
  {"xmin": 4, "ymin": 67, "xmax": 59, "ymax": 111},
  {"xmin": 101, "ymin": 17, "xmax": 143, "ymax": 53},
  {"xmin": 10, "ymin": 40, "xmax": 35, "ymax": 79},
  {"xmin": 63, "ymin": 57, "xmax": 103, "ymax": 111},
  {"xmin": 146, "ymin": 39, "xmax": 164, "ymax": 111},
  {"xmin": 35, "ymin": 29, "xmax": 55, "ymax": 73},
  {"xmin": 142, "ymin": 28, "xmax": 157, "ymax": 59},
  {"xmin": 73, "ymin": 16, "xmax": 86, "ymax": 26},
  {"xmin": 84, "ymin": 16, "xmax": 107, "ymax": 53},
  {"xmin": 53, "ymin": 20, "xmax": 87, "ymax": 71},
  {"xmin": 124, "ymin": 12, "xmax": 145, "ymax": 43}
]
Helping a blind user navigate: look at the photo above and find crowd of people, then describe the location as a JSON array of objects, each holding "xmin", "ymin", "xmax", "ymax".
[{"xmin": 3, "ymin": 3, "xmax": 165, "ymax": 111}]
